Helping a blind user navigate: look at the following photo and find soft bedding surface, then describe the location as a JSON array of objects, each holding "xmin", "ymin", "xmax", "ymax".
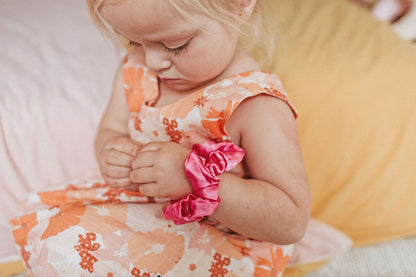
[
  {"xmin": 0, "ymin": 0, "xmax": 121, "ymax": 262},
  {"xmin": 305, "ymin": 237, "xmax": 416, "ymax": 276}
]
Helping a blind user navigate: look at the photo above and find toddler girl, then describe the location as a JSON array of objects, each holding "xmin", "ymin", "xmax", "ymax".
[{"xmin": 10, "ymin": 0, "xmax": 310, "ymax": 276}]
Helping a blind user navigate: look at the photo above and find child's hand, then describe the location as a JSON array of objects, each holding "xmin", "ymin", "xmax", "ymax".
[
  {"xmin": 98, "ymin": 136, "xmax": 140, "ymax": 188},
  {"xmin": 130, "ymin": 141, "xmax": 193, "ymax": 200}
]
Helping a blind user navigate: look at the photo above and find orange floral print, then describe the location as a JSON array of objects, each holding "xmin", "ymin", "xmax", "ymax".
[
  {"xmin": 74, "ymin": 232, "xmax": 100, "ymax": 273},
  {"xmin": 201, "ymin": 100, "xmax": 238, "ymax": 140},
  {"xmin": 124, "ymin": 61, "xmax": 159, "ymax": 111},
  {"xmin": 254, "ymin": 248, "xmax": 290, "ymax": 277},
  {"xmin": 103, "ymin": 187, "xmax": 128, "ymax": 203},
  {"xmin": 238, "ymin": 71, "xmax": 255, "ymax": 78},
  {"xmin": 264, "ymin": 87, "xmax": 287, "ymax": 100},
  {"xmin": 38, "ymin": 190, "xmax": 68, "ymax": 206},
  {"xmin": 209, "ymin": 252, "xmax": 231, "ymax": 277},
  {"xmin": 194, "ymin": 95, "xmax": 209, "ymax": 107},
  {"xmin": 10, "ymin": 213, "xmax": 38, "ymax": 269},
  {"xmin": 41, "ymin": 202, "xmax": 87, "ymax": 240},
  {"xmin": 238, "ymin": 245, "xmax": 250, "ymax": 256},
  {"xmin": 10, "ymin": 213, "xmax": 37, "ymax": 249},
  {"xmin": 134, "ymin": 117, "xmax": 143, "ymax": 132},
  {"xmin": 130, "ymin": 267, "xmax": 150, "ymax": 277},
  {"xmin": 124, "ymin": 67, "xmax": 146, "ymax": 112},
  {"xmin": 128, "ymin": 228, "xmax": 185, "ymax": 275},
  {"xmin": 92, "ymin": 182, "xmax": 108, "ymax": 188},
  {"xmin": 124, "ymin": 62, "xmax": 296, "ymax": 146},
  {"xmin": 163, "ymin": 117, "xmax": 182, "ymax": 143}
]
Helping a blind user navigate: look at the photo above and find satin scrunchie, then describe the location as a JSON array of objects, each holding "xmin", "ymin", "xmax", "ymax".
[{"xmin": 163, "ymin": 141, "xmax": 245, "ymax": 225}]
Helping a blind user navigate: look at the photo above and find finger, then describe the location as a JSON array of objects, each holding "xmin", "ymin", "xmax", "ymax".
[
  {"xmin": 105, "ymin": 150, "xmax": 134, "ymax": 167},
  {"xmin": 103, "ymin": 176, "xmax": 132, "ymax": 188},
  {"xmin": 101, "ymin": 163, "xmax": 131, "ymax": 178},
  {"xmin": 106, "ymin": 137, "xmax": 140, "ymax": 156},
  {"xmin": 130, "ymin": 167, "xmax": 159, "ymax": 184},
  {"xmin": 138, "ymin": 183, "xmax": 160, "ymax": 197},
  {"xmin": 132, "ymin": 150, "xmax": 156, "ymax": 169},
  {"xmin": 124, "ymin": 183, "xmax": 140, "ymax": 191},
  {"xmin": 140, "ymin": 142, "xmax": 161, "ymax": 152}
]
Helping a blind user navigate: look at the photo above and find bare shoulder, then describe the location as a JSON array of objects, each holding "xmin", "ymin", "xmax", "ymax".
[
  {"xmin": 227, "ymin": 94, "xmax": 309, "ymax": 206},
  {"xmin": 226, "ymin": 94, "xmax": 298, "ymax": 147}
]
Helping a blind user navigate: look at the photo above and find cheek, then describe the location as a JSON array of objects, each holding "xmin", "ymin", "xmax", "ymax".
[
  {"xmin": 177, "ymin": 54, "xmax": 217, "ymax": 76},
  {"xmin": 129, "ymin": 46, "xmax": 146, "ymax": 63},
  {"xmin": 175, "ymin": 38, "xmax": 236, "ymax": 78}
]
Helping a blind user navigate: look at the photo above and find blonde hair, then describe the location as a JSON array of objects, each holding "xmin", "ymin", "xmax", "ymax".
[{"xmin": 86, "ymin": 0, "xmax": 276, "ymax": 68}]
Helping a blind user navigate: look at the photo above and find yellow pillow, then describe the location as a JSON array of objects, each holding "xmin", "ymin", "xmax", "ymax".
[
  {"xmin": 0, "ymin": 260, "xmax": 25, "ymax": 276},
  {"xmin": 266, "ymin": 0, "xmax": 416, "ymax": 246}
]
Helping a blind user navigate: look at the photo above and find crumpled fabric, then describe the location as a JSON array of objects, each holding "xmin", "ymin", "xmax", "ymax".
[
  {"xmin": 164, "ymin": 142, "xmax": 245, "ymax": 224},
  {"xmin": 10, "ymin": 180, "xmax": 293, "ymax": 277}
]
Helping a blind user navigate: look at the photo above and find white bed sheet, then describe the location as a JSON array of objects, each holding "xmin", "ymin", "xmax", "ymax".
[
  {"xmin": 306, "ymin": 237, "xmax": 416, "ymax": 276},
  {"xmin": 0, "ymin": 0, "xmax": 121, "ymax": 262}
]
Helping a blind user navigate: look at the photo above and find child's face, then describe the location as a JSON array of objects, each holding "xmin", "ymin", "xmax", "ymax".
[{"xmin": 101, "ymin": 0, "xmax": 241, "ymax": 92}]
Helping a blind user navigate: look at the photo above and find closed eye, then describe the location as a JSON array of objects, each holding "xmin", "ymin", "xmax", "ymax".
[
  {"xmin": 128, "ymin": 39, "xmax": 191, "ymax": 56},
  {"xmin": 165, "ymin": 42, "xmax": 189, "ymax": 56},
  {"xmin": 128, "ymin": 41, "xmax": 142, "ymax": 48}
]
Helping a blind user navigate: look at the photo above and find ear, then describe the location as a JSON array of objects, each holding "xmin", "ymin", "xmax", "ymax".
[{"xmin": 239, "ymin": 0, "xmax": 257, "ymax": 20}]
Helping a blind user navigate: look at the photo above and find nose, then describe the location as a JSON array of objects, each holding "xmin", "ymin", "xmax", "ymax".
[{"xmin": 144, "ymin": 47, "xmax": 172, "ymax": 72}]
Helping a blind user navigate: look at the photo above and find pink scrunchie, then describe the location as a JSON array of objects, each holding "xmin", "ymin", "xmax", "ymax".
[{"xmin": 163, "ymin": 141, "xmax": 245, "ymax": 225}]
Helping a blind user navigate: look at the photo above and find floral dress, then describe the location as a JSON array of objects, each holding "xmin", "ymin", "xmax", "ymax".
[{"xmin": 10, "ymin": 51, "xmax": 297, "ymax": 277}]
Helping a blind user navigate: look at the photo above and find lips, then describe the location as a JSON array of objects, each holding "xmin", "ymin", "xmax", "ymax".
[
  {"xmin": 160, "ymin": 77, "xmax": 178, "ymax": 81},
  {"xmin": 159, "ymin": 77, "xmax": 181, "ymax": 83}
]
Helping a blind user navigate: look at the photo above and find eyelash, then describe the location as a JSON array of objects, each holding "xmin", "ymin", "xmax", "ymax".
[
  {"xmin": 128, "ymin": 41, "xmax": 190, "ymax": 56},
  {"xmin": 167, "ymin": 42, "xmax": 189, "ymax": 56}
]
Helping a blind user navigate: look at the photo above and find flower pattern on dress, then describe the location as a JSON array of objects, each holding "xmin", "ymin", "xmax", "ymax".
[
  {"xmin": 254, "ymin": 248, "xmax": 290, "ymax": 277},
  {"xmin": 194, "ymin": 95, "xmax": 209, "ymax": 107},
  {"xmin": 74, "ymin": 232, "xmax": 100, "ymax": 273},
  {"xmin": 124, "ymin": 61, "xmax": 297, "ymax": 147},
  {"xmin": 10, "ymin": 167, "xmax": 292, "ymax": 277},
  {"xmin": 41, "ymin": 202, "xmax": 87, "ymax": 240},
  {"xmin": 124, "ymin": 67, "xmax": 146, "ymax": 113},
  {"xmin": 103, "ymin": 187, "xmax": 126, "ymax": 203},
  {"xmin": 162, "ymin": 117, "xmax": 182, "ymax": 143},
  {"xmin": 135, "ymin": 117, "xmax": 143, "ymax": 132},
  {"xmin": 201, "ymin": 100, "xmax": 238, "ymax": 141},
  {"xmin": 209, "ymin": 252, "xmax": 231, "ymax": 277},
  {"xmin": 10, "ymin": 213, "xmax": 38, "ymax": 269},
  {"xmin": 128, "ymin": 228, "xmax": 185, "ymax": 275},
  {"xmin": 131, "ymin": 267, "xmax": 150, "ymax": 277},
  {"xmin": 264, "ymin": 87, "xmax": 287, "ymax": 100}
]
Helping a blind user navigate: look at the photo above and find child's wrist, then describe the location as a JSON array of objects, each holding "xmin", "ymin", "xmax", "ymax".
[{"xmin": 163, "ymin": 141, "xmax": 245, "ymax": 225}]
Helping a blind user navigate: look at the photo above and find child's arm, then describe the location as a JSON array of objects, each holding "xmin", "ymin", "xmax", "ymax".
[
  {"xmin": 130, "ymin": 95, "xmax": 310, "ymax": 245},
  {"xmin": 213, "ymin": 95, "xmax": 311, "ymax": 244},
  {"xmin": 95, "ymin": 62, "xmax": 140, "ymax": 188},
  {"xmin": 212, "ymin": 95, "xmax": 311, "ymax": 244}
]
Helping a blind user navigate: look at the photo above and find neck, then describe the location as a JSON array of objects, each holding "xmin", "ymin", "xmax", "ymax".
[{"xmin": 216, "ymin": 43, "xmax": 261, "ymax": 81}]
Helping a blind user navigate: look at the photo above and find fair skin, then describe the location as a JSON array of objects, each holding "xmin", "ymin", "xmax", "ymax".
[{"xmin": 96, "ymin": 0, "xmax": 311, "ymax": 244}]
